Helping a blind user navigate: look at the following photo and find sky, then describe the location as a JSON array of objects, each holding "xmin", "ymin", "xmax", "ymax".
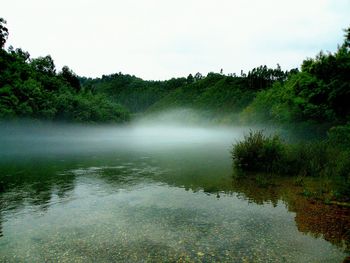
[{"xmin": 2, "ymin": 0, "xmax": 350, "ymax": 80}]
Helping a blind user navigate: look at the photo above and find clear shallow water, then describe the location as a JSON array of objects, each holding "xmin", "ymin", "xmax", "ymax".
[{"xmin": 0, "ymin": 122, "xmax": 349, "ymax": 262}]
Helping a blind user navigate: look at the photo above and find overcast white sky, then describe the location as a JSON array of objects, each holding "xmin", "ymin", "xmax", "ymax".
[{"xmin": 2, "ymin": 0, "xmax": 350, "ymax": 80}]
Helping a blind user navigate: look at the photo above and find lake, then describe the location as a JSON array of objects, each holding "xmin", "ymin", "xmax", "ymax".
[{"xmin": 0, "ymin": 122, "xmax": 349, "ymax": 262}]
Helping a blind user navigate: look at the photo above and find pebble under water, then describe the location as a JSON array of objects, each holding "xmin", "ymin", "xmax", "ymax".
[{"xmin": 0, "ymin": 123, "xmax": 349, "ymax": 262}]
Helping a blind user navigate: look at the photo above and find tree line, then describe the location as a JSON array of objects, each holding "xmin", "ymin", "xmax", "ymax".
[
  {"xmin": 0, "ymin": 18, "xmax": 129, "ymax": 123},
  {"xmin": 1, "ymin": 17, "xmax": 349, "ymax": 130}
]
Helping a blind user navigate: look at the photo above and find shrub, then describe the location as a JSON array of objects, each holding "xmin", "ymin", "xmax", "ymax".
[
  {"xmin": 283, "ymin": 142, "xmax": 329, "ymax": 177},
  {"xmin": 327, "ymin": 123, "xmax": 350, "ymax": 149},
  {"xmin": 231, "ymin": 130, "xmax": 285, "ymax": 173},
  {"xmin": 232, "ymin": 130, "xmax": 350, "ymax": 180}
]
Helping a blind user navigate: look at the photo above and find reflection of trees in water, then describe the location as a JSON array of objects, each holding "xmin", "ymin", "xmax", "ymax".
[
  {"xmin": 0, "ymin": 180, "xmax": 3, "ymax": 237},
  {"xmin": 287, "ymin": 196, "xmax": 350, "ymax": 250},
  {"xmin": 0, "ymin": 159, "xmax": 81, "ymax": 240},
  {"xmin": 230, "ymin": 177, "xmax": 350, "ymax": 252},
  {"xmin": 1, "ymin": 157, "xmax": 349, "ymax": 256},
  {"xmin": 0, "ymin": 213, "xmax": 3, "ymax": 238},
  {"xmin": 133, "ymin": 163, "xmax": 350, "ymax": 253},
  {"xmin": 146, "ymin": 164, "xmax": 350, "ymax": 253},
  {"xmin": 0, "ymin": 161, "xmax": 76, "ymax": 214},
  {"xmin": 230, "ymin": 178, "xmax": 279, "ymax": 207}
]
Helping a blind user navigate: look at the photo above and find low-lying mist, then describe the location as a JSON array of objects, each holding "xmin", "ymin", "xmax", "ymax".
[{"xmin": 0, "ymin": 109, "xmax": 252, "ymax": 159}]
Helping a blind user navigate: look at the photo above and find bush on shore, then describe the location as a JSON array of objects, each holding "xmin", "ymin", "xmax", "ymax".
[
  {"xmin": 231, "ymin": 130, "xmax": 284, "ymax": 173},
  {"xmin": 232, "ymin": 130, "xmax": 350, "ymax": 200},
  {"xmin": 232, "ymin": 130, "xmax": 350, "ymax": 175}
]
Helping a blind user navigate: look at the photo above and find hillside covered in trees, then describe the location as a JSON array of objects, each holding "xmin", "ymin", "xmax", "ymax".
[
  {"xmin": 82, "ymin": 27, "xmax": 350, "ymax": 134},
  {"xmin": 81, "ymin": 65, "xmax": 292, "ymax": 116},
  {"xmin": 1, "ymin": 16, "xmax": 349, "ymax": 131},
  {"xmin": 0, "ymin": 18, "xmax": 129, "ymax": 123}
]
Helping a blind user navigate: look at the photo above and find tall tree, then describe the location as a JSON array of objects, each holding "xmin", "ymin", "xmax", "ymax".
[
  {"xmin": 186, "ymin": 74, "xmax": 194, "ymax": 84},
  {"xmin": 59, "ymin": 66, "xmax": 81, "ymax": 91},
  {"xmin": 0, "ymin": 18, "xmax": 9, "ymax": 49},
  {"xmin": 30, "ymin": 55, "xmax": 56, "ymax": 75},
  {"xmin": 194, "ymin": 72, "xmax": 203, "ymax": 81},
  {"xmin": 344, "ymin": 27, "xmax": 350, "ymax": 48}
]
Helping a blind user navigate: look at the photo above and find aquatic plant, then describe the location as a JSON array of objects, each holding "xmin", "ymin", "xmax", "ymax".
[
  {"xmin": 231, "ymin": 130, "xmax": 284, "ymax": 173},
  {"xmin": 232, "ymin": 130, "xmax": 350, "ymax": 201}
]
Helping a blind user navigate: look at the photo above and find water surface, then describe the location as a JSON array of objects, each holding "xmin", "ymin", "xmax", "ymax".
[{"xmin": 0, "ymin": 122, "xmax": 349, "ymax": 262}]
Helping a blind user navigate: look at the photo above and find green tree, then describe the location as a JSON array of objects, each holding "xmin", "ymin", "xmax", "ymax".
[
  {"xmin": 0, "ymin": 18, "xmax": 9, "ymax": 49},
  {"xmin": 30, "ymin": 55, "xmax": 56, "ymax": 75},
  {"xmin": 59, "ymin": 66, "xmax": 81, "ymax": 92},
  {"xmin": 194, "ymin": 72, "xmax": 203, "ymax": 81},
  {"xmin": 344, "ymin": 27, "xmax": 350, "ymax": 48},
  {"xmin": 186, "ymin": 74, "xmax": 194, "ymax": 84}
]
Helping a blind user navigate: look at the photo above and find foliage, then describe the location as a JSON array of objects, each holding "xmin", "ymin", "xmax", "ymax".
[
  {"xmin": 246, "ymin": 64, "xmax": 291, "ymax": 90},
  {"xmin": 232, "ymin": 130, "xmax": 350, "ymax": 200},
  {"xmin": 6, "ymin": 15, "xmax": 280, "ymax": 122},
  {"xmin": 241, "ymin": 28, "xmax": 350, "ymax": 128},
  {"xmin": 231, "ymin": 130, "xmax": 285, "ymax": 173},
  {"xmin": 1, "ymin": 16, "xmax": 349, "ymax": 132},
  {"xmin": 0, "ymin": 18, "xmax": 129, "ymax": 123},
  {"xmin": 82, "ymin": 65, "xmax": 292, "ymax": 115},
  {"xmin": 327, "ymin": 123, "xmax": 350, "ymax": 149},
  {"xmin": 282, "ymin": 141, "xmax": 330, "ymax": 176},
  {"xmin": 0, "ymin": 18, "xmax": 9, "ymax": 49},
  {"xmin": 59, "ymin": 66, "xmax": 81, "ymax": 92},
  {"xmin": 81, "ymin": 73, "xmax": 187, "ymax": 113},
  {"xmin": 54, "ymin": 91, "xmax": 130, "ymax": 123},
  {"xmin": 148, "ymin": 74, "xmax": 256, "ymax": 114}
]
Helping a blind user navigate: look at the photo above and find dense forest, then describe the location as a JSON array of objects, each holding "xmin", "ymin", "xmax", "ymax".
[
  {"xmin": 81, "ymin": 64, "xmax": 294, "ymax": 120},
  {"xmin": 0, "ymin": 18, "xmax": 129, "ymax": 123},
  {"xmin": 1, "ymin": 17, "xmax": 349, "ymax": 133},
  {"xmin": 1, "ymin": 18, "xmax": 344, "ymax": 201},
  {"xmin": 1, "ymin": 16, "xmax": 350, "ymax": 253},
  {"xmin": 82, "ymin": 29, "xmax": 349, "ymax": 132}
]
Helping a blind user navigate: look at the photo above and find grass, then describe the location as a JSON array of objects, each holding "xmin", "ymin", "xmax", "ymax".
[
  {"xmin": 231, "ymin": 130, "xmax": 284, "ymax": 173},
  {"xmin": 232, "ymin": 130, "xmax": 350, "ymax": 201}
]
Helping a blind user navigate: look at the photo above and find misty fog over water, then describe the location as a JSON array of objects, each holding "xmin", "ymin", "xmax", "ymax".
[
  {"xmin": 0, "ymin": 113, "xmax": 348, "ymax": 262},
  {"xmin": 0, "ymin": 116, "xmax": 248, "ymax": 159}
]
